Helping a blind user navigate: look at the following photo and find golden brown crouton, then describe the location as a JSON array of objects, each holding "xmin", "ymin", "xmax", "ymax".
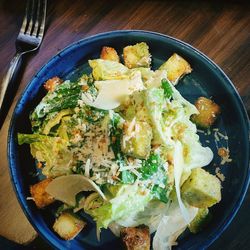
[
  {"xmin": 191, "ymin": 97, "xmax": 221, "ymax": 128},
  {"xmin": 188, "ymin": 208, "xmax": 212, "ymax": 233},
  {"xmin": 181, "ymin": 168, "xmax": 221, "ymax": 208},
  {"xmin": 30, "ymin": 178, "xmax": 54, "ymax": 208},
  {"xmin": 123, "ymin": 42, "xmax": 151, "ymax": 69},
  {"xmin": 43, "ymin": 76, "xmax": 63, "ymax": 92},
  {"xmin": 53, "ymin": 212, "xmax": 86, "ymax": 240},
  {"xmin": 159, "ymin": 53, "xmax": 192, "ymax": 83},
  {"xmin": 121, "ymin": 120, "xmax": 153, "ymax": 159},
  {"xmin": 100, "ymin": 46, "xmax": 120, "ymax": 62},
  {"xmin": 121, "ymin": 225, "xmax": 150, "ymax": 250}
]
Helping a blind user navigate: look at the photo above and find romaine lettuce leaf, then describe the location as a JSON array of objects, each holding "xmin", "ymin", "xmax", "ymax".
[
  {"xmin": 144, "ymin": 87, "xmax": 172, "ymax": 146},
  {"xmin": 116, "ymin": 199, "xmax": 170, "ymax": 233},
  {"xmin": 31, "ymin": 80, "xmax": 81, "ymax": 120},
  {"xmin": 161, "ymin": 84, "xmax": 213, "ymax": 170},
  {"xmin": 42, "ymin": 109, "xmax": 73, "ymax": 135},
  {"xmin": 30, "ymin": 80, "xmax": 82, "ymax": 132},
  {"xmin": 18, "ymin": 133, "xmax": 73, "ymax": 177},
  {"xmin": 86, "ymin": 183, "xmax": 151, "ymax": 229},
  {"xmin": 181, "ymin": 131, "xmax": 213, "ymax": 170},
  {"xmin": 170, "ymin": 84, "xmax": 198, "ymax": 117}
]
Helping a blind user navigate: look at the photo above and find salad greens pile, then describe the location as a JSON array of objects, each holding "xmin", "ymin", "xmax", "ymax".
[{"xmin": 18, "ymin": 42, "xmax": 218, "ymax": 249}]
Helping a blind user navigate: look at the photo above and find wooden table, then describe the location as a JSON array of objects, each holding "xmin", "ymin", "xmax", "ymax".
[{"xmin": 0, "ymin": 0, "xmax": 249, "ymax": 249}]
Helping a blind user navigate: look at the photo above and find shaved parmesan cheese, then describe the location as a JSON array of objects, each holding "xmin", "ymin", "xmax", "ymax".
[
  {"xmin": 46, "ymin": 175, "xmax": 106, "ymax": 207},
  {"xmin": 153, "ymin": 201, "xmax": 198, "ymax": 250},
  {"xmin": 173, "ymin": 141, "xmax": 191, "ymax": 223},
  {"xmin": 84, "ymin": 159, "xmax": 91, "ymax": 178},
  {"xmin": 81, "ymin": 71, "xmax": 144, "ymax": 110}
]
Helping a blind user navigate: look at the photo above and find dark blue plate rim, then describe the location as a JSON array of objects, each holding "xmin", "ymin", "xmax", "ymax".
[{"xmin": 7, "ymin": 30, "xmax": 250, "ymax": 250}]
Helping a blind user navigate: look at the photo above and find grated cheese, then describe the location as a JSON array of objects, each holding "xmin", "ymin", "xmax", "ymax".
[
  {"xmin": 84, "ymin": 159, "xmax": 91, "ymax": 178},
  {"xmin": 26, "ymin": 197, "xmax": 34, "ymax": 200},
  {"xmin": 130, "ymin": 168, "xmax": 142, "ymax": 178},
  {"xmin": 215, "ymin": 167, "xmax": 225, "ymax": 182},
  {"xmin": 69, "ymin": 114, "xmax": 121, "ymax": 185},
  {"xmin": 217, "ymin": 131, "xmax": 228, "ymax": 140},
  {"xmin": 197, "ymin": 129, "xmax": 205, "ymax": 134},
  {"xmin": 214, "ymin": 132, "xmax": 220, "ymax": 142}
]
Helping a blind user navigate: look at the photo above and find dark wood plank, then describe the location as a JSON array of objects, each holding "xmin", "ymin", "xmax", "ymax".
[{"xmin": 0, "ymin": 0, "xmax": 249, "ymax": 247}]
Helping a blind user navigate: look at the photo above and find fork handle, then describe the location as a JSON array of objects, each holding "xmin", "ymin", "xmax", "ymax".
[{"xmin": 0, "ymin": 52, "xmax": 23, "ymax": 127}]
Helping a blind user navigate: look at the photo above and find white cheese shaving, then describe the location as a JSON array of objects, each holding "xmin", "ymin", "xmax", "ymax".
[
  {"xmin": 45, "ymin": 175, "xmax": 107, "ymax": 206},
  {"xmin": 81, "ymin": 71, "xmax": 144, "ymax": 110},
  {"xmin": 173, "ymin": 140, "xmax": 191, "ymax": 223},
  {"xmin": 153, "ymin": 201, "xmax": 198, "ymax": 250},
  {"xmin": 84, "ymin": 159, "xmax": 91, "ymax": 178}
]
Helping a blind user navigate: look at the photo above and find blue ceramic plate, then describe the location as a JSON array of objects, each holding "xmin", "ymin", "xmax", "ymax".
[{"xmin": 8, "ymin": 30, "xmax": 250, "ymax": 250}]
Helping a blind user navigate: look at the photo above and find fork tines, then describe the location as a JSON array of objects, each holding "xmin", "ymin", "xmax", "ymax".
[{"xmin": 20, "ymin": 0, "xmax": 47, "ymax": 38}]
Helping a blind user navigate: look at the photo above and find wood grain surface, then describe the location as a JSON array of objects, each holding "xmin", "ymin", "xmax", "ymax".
[{"xmin": 0, "ymin": 0, "xmax": 249, "ymax": 249}]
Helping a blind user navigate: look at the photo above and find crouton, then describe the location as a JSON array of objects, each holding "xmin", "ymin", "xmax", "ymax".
[
  {"xmin": 181, "ymin": 168, "xmax": 221, "ymax": 208},
  {"xmin": 30, "ymin": 178, "xmax": 55, "ymax": 208},
  {"xmin": 53, "ymin": 212, "xmax": 86, "ymax": 240},
  {"xmin": 159, "ymin": 53, "xmax": 192, "ymax": 83},
  {"xmin": 123, "ymin": 42, "xmax": 151, "ymax": 69},
  {"xmin": 188, "ymin": 208, "xmax": 212, "ymax": 233},
  {"xmin": 121, "ymin": 225, "xmax": 150, "ymax": 250},
  {"xmin": 191, "ymin": 97, "xmax": 221, "ymax": 128},
  {"xmin": 121, "ymin": 120, "xmax": 153, "ymax": 159},
  {"xmin": 100, "ymin": 46, "xmax": 120, "ymax": 62},
  {"xmin": 44, "ymin": 76, "xmax": 63, "ymax": 91}
]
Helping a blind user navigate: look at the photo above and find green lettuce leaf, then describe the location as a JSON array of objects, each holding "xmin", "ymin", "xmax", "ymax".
[
  {"xmin": 18, "ymin": 133, "xmax": 73, "ymax": 177},
  {"xmin": 30, "ymin": 80, "xmax": 82, "ymax": 128},
  {"xmin": 41, "ymin": 109, "xmax": 73, "ymax": 135},
  {"xmin": 144, "ymin": 87, "xmax": 171, "ymax": 146},
  {"xmin": 86, "ymin": 183, "xmax": 152, "ymax": 229},
  {"xmin": 115, "ymin": 199, "xmax": 170, "ymax": 232},
  {"xmin": 162, "ymin": 88, "xmax": 213, "ymax": 170}
]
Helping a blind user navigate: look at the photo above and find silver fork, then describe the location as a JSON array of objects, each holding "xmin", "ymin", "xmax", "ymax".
[{"xmin": 0, "ymin": 0, "xmax": 47, "ymax": 128}]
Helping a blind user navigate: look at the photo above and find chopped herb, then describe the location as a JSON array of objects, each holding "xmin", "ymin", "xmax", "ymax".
[
  {"xmin": 139, "ymin": 154, "xmax": 161, "ymax": 180},
  {"xmin": 151, "ymin": 185, "xmax": 168, "ymax": 203},
  {"xmin": 139, "ymin": 153, "xmax": 170, "ymax": 203},
  {"xmin": 161, "ymin": 78, "xmax": 173, "ymax": 99},
  {"xmin": 121, "ymin": 170, "xmax": 135, "ymax": 184},
  {"xmin": 80, "ymin": 106, "xmax": 107, "ymax": 123},
  {"xmin": 73, "ymin": 161, "xmax": 85, "ymax": 175},
  {"xmin": 30, "ymin": 81, "xmax": 82, "ymax": 131},
  {"xmin": 109, "ymin": 113, "xmax": 123, "ymax": 157},
  {"xmin": 54, "ymin": 203, "xmax": 71, "ymax": 217}
]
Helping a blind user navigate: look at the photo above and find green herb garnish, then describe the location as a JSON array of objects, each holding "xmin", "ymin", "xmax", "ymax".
[{"xmin": 161, "ymin": 78, "xmax": 173, "ymax": 99}]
